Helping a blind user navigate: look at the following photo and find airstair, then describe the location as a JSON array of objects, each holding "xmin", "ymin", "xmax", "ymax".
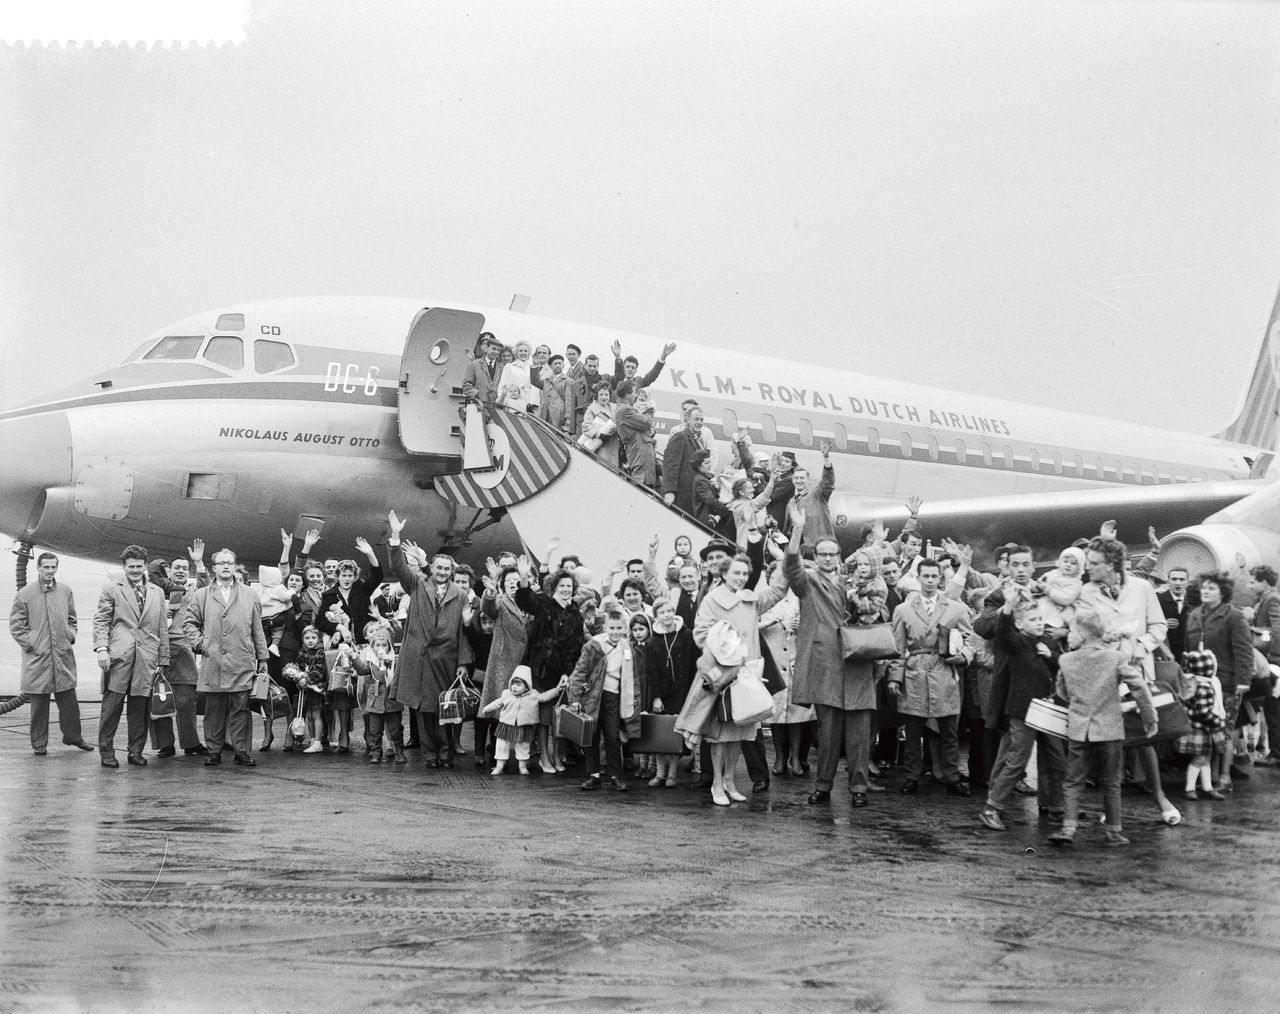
[{"xmin": 397, "ymin": 307, "xmax": 719, "ymax": 578}]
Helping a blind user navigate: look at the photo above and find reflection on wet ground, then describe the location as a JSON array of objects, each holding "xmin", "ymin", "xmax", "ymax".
[{"xmin": 3, "ymin": 704, "xmax": 1280, "ymax": 1011}]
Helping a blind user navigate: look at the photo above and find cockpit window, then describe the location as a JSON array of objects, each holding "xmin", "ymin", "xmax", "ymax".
[
  {"xmin": 144, "ymin": 335, "xmax": 204, "ymax": 360},
  {"xmin": 254, "ymin": 339, "xmax": 295, "ymax": 373},
  {"xmin": 215, "ymin": 313, "xmax": 245, "ymax": 331},
  {"xmin": 204, "ymin": 336, "xmax": 244, "ymax": 371}
]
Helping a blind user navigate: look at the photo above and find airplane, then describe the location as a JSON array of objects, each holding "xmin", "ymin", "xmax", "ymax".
[{"xmin": 2, "ymin": 291, "xmax": 1280, "ymax": 590}]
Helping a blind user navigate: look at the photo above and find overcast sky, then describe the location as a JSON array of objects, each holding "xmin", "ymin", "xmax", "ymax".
[{"xmin": 2, "ymin": 0, "xmax": 1278, "ymax": 434}]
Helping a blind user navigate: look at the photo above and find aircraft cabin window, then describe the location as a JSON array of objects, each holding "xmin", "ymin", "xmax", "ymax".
[
  {"xmin": 1073, "ymin": 455, "xmax": 1084, "ymax": 477},
  {"xmin": 721, "ymin": 408, "xmax": 738, "ymax": 434},
  {"xmin": 833, "ymin": 423, "xmax": 848, "ymax": 451},
  {"xmin": 1030, "ymin": 448, "xmax": 1041, "ymax": 472},
  {"xmin": 799, "ymin": 418, "xmax": 814, "ymax": 446},
  {"xmin": 1095, "ymin": 458, "xmax": 1105, "ymax": 478},
  {"xmin": 254, "ymin": 340, "xmax": 295, "ymax": 374},
  {"xmin": 1052, "ymin": 452, "xmax": 1063, "ymax": 475},
  {"xmin": 215, "ymin": 313, "xmax": 245, "ymax": 331},
  {"xmin": 204, "ymin": 336, "xmax": 244, "ymax": 371},
  {"xmin": 954, "ymin": 438, "xmax": 967, "ymax": 463},
  {"xmin": 982, "ymin": 442, "xmax": 992, "ymax": 466},
  {"xmin": 144, "ymin": 335, "xmax": 204, "ymax": 361},
  {"xmin": 866, "ymin": 427, "xmax": 880, "ymax": 453},
  {"xmin": 1003, "ymin": 445, "xmax": 1014, "ymax": 469},
  {"xmin": 762, "ymin": 413, "xmax": 777, "ymax": 442},
  {"xmin": 927, "ymin": 435, "xmax": 939, "ymax": 461},
  {"xmin": 900, "ymin": 432, "xmax": 912, "ymax": 457}
]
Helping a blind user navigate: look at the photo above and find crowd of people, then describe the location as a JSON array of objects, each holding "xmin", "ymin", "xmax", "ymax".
[
  {"xmin": 11, "ymin": 497, "xmax": 1280, "ymax": 848},
  {"xmin": 9, "ymin": 335, "xmax": 1280, "ymax": 849}
]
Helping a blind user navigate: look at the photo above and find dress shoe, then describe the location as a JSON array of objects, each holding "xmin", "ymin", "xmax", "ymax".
[
  {"xmin": 1252, "ymin": 755, "xmax": 1280, "ymax": 767},
  {"xmin": 1047, "ymin": 829, "xmax": 1075, "ymax": 847},
  {"xmin": 900, "ymin": 780, "xmax": 919, "ymax": 795},
  {"xmin": 772, "ymin": 764, "xmax": 787, "ymax": 777},
  {"xmin": 1013, "ymin": 779, "xmax": 1035, "ymax": 795},
  {"xmin": 608, "ymin": 777, "xmax": 628, "ymax": 791},
  {"xmin": 222, "ymin": 742, "xmax": 235, "ymax": 752},
  {"xmin": 725, "ymin": 785, "xmax": 747, "ymax": 802},
  {"xmin": 1198, "ymin": 788, "xmax": 1227, "ymax": 801},
  {"xmin": 979, "ymin": 808, "xmax": 1007, "ymax": 831},
  {"xmin": 101, "ymin": 756, "xmax": 119, "ymax": 768},
  {"xmin": 580, "ymin": 776, "xmax": 601, "ymax": 791},
  {"xmin": 157, "ymin": 747, "xmax": 176, "ymax": 758},
  {"xmin": 944, "ymin": 781, "xmax": 971, "ymax": 797},
  {"xmin": 441, "ymin": 758, "xmax": 454, "ymax": 769},
  {"xmin": 711, "ymin": 785, "xmax": 731, "ymax": 806},
  {"xmin": 851, "ymin": 792, "xmax": 869, "ymax": 808},
  {"xmin": 185, "ymin": 744, "xmax": 209, "ymax": 755},
  {"xmin": 751, "ymin": 780, "xmax": 769, "ymax": 794},
  {"xmin": 1229, "ymin": 765, "xmax": 1251, "ymax": 781},
  {"xmin": 65, "ymin": 739, "xmax": 94, "ymax": 752},
  {"xmin": 204, "ymin": 755, "xmax": 221, "ymax": 766},
  {"xmin": 32, "ymin": 748, "xmax": 47, "ymax": 756},
  {"xmin": 807, "ymin": 789, "xmax": 831, "ymax": 805},
  {"xmin": 233, "ymin": 752, "xmax": 257, "ymax": 767},
  {"xmin": 127, "ymin": 754, "xmax": 147, "ymax": 767},
  {"xmin": 866, "ymin": 782, "xmax": 886, "ymax": 793}
]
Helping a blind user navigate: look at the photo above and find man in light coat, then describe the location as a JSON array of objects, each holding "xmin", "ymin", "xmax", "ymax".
[
  {"xmin": 94, "ymin": 544, "xmax": 170, "ymax": 768},
  {"xmin": 888, "ymin": 556, "xmax": 976, "ymax": 795},
  {"xmin": 783, "ymin": 507, "xmax": 879, "ymax": 807},
  {"xmin": 9, "ymin": 552, "xmax": 93, "ymax": 756},
  {"xmin": 387, "ymin": 510, "xmax": 474, "ymax": 768},
  {"xmin": 613, "ymin": 380, "xmax": 657, "ymax": 487},
  {"xmin": 784, "ymin": 441, "xmax": 836, "ymax": 548},
  {"xmin": 183, "ymin": 548, "xmax": 268, "ymax": 766}
]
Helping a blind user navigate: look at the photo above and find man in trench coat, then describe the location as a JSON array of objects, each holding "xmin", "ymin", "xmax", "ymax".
[
  {"xmin": 94, "ymin": 545, "xmax": 170, "ymax": 767},
  {"xmin": 388, "ymin": 510, "xmax": 473, "ymax": 767},
  {"xmin": 9, "ymin": 552, "xmax": 93, "ymax": 755},
  {"xmin": 783, "ymin": 508, "xmax": 879, "ymax": 807},
  {"xmin": 183, "ymin": 548, "xmax": 268, "ymax": 766}
]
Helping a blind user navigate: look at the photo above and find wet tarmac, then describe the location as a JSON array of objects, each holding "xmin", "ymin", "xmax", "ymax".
[{"xmin": 3, "ymin": 702, "xmax": 1280, "ymax": 1013}]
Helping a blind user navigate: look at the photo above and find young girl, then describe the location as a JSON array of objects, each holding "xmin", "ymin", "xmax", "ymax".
[
  {"xmin": 479, "ymin": 666, "xmax": 566, "ymax": 774},
  {"xmin": 1041, "ymin": 547, "xmax": 1086, "ymax": 636},
  {"xmin": 1177, "ymin": 648, "xmax": 1228, "ymax": 800},
  {"xmin": 629, "ymin": 613, "xmax": 657, "ymax": 779},
  {"xmin": 293, "ymin": 625, "xmax": 329, "ymax": 753},
  {"xmin": 354, "ymin": 624, "xmax": 406, "ymax": 764}
]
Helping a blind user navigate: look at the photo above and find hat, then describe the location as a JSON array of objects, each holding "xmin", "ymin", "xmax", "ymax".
[
  {"xmin": 699, "ymin": 537, "xmax": 735, "ymax": 561},
  {"xmin": 566, "ymin": 343, "xmax": 581, "ymax": 354},
  {"xmin": 480, "ymin": 332, "xmax": 501, "ymax": 346},
  {"xmin": 1181, "ymin": 649, "xmax": 1217, "ymax": 678},
  {"xmin": 509, "ymin": 665, "xmax": 533, "ymax": 690},
  {"xmin": 692, "ymin": 449, "xmax": 711, "ymax": 467},
  {"xmin": 548, "ymin": 353, "xmax": 564, "ymax": 364}
]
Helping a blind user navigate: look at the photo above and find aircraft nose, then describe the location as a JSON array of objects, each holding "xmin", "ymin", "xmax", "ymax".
[{"xmin": 0, "ymin": 410, "xmax": 74, "ymax": 536}]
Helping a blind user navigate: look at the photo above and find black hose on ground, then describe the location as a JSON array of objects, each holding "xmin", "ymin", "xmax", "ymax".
[{"xmin": 4, "ymin": 541, "xmax": 33, "ymax": 713}]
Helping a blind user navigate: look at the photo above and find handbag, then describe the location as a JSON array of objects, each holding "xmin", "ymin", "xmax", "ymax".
[
  {"xmin": 439, "ymin": 672, "xmax": 480, "ymax": 725},
  {"xmin": 839, "ymin": 622, "xmax": 899, "ymax": 662},
  {"xmin": 288, "ymin": 686, "xmax": 307, "ymax": 738},
  {"xmin": 718, "ymin": 668, "xmax": 774, "ymax": 726},
  {"xmin": 150, "ymin": 673, "xmax": 177, "ymax": 719},
  {"xmin": 1121, "ymin": 684, "xmax": 1190, "ymax": 746}
]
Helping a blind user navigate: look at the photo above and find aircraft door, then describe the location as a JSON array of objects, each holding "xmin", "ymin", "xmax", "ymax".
[{"xmin": 397, "ymin": 307, "xmax": 485, "ymax": 457}]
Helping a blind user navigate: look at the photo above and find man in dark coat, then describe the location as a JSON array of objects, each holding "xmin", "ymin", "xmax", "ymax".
[
  {"xmin": 783, "ymin": 509, "xmax": 878, "ymax": 807},
  {"xmin": 9, "ymin": 552, "xmax": 93, "ymax": 756},
  {"xmin": 661, "ymin": 405, "xmax": 706, "ymax": 514},
  {"xmin": 388, "ymin": 510, "xmax": 474, "ymax": 767},
  {"xmin": 461, "ymin": 332, "xmax": 504, "ymax": 403},
  {"xmin": 1157, "ymin": 566, "xmax": 1200, "ymax": 661}
]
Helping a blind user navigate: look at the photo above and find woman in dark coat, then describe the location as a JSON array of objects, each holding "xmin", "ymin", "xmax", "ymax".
[
  {"xmin": 1184, "ymin": 571, "xmax": 1254, "ymax": 791},
  {"xmin": 516, "ymin": 567, "xmax": 585, "ymax": 773},
  {"xmin": 316, "ymin": 538, "xmax": 385, "ymax": 646}
]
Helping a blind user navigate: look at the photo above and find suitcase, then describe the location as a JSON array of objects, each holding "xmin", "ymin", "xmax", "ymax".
[
  {"xmin": 1122, "ymin": 689, "xmax": 1189, "ymax": 747},
  {"xmin": 1024, "ymin": 697, "xmax": 1069, "ymax": 739},
  {"xmin": 553, "ymin": 703, "xmax": 596, "ymax": 748},
  {"xmin": 631, "ymin": 712, "xmax": 684, "ymax": 754}
]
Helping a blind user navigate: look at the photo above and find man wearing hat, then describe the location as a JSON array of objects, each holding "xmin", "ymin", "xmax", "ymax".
[
  {"xmin": 462, "ymin": 332, "xmax": 504, "ymax": 403},
  {"xmin": 537, "ymin": 352, "xmax": 575, "ymax": 433}
]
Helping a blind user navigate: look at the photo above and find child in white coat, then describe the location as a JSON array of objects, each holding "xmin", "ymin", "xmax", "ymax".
[{"xmin": 479, "ymin": 665, "xmax": 567, "ymax": 775}]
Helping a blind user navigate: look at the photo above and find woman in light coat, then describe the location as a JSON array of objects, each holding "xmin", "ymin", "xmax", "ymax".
[
  {"xmin": 580, "ymin": 381, "xmax": 620, "ymax": 469},
  {"xmin": 691, "ymin": 553, "xmax": 788, "ymax": 805},
  {"xmin": 477, "ymin": 565, "xmax": 530, "ymax": 766}
]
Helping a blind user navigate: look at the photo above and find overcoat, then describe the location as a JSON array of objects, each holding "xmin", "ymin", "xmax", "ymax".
[
  {"xmin": 1184, "ymin": 601, "xmax": 1254, "ymax": 694},
  {"xmin": 515, "ymin": 585, "xmax": 584, "ymax": 694},
  {"xmin": 614, "ymin": 403, "xmax": 657, "ymax": 486},
  {"xmin": 887, "ymin": 592, "xmax": 975, "ymax": 719},
  {"xmin": 317, "ymin": 560, "xmax": 384, "ymax": 644},
  {"xmin": 390, "ymin": 549, "xmax": 473, "ymax": 711},
  {"xmin": 93, "ymin": 579, "xmax": 171, "ymax": 696},
  {"xmin": 783, "ymin": 553, "xmax": 876, "ymax": 711},
  {"xmin": 165, "ymin": 576, "xmax": 207, "ymax": 685},
  {"xmin": 581, "ymin": 401, "xmax": 620, "ymax": 469},
  {"xmin": 183, "ymin": 582, "xmax": 268, "ymax": 693},
  {"xmin": 478, "ymin": 590, "xmax": 529, "ymax": 710},
  {"xmin": 566, "ymin": 635, "xmax": 642, "ymax": 739},
  {"xmin": 10, "ymin": 580, "xmax": 78, "ymax": 694}
]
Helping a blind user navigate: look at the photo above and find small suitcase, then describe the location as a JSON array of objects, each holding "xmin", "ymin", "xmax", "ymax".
[
  {"xmin": 631, "ymin": 712, "xmax": 684, "ymax": 754},
  {"xmin": 1121, "ymin": 688, "xmax": 1189, "ymax": 747},
  {"xmin": 554, "ymin": 703, "xmax": 596, "ymax": 748},
  {"xmin": 1024, "ymin": 697, "xmax": 1069, "ymax": 739}
]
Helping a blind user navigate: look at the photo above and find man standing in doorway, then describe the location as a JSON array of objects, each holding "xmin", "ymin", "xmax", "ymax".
[
  {"xmin": 9, "ymin": 552, "xmax": 93, "ymax": 757},
  {"xmin": 94, "ymin": 545, "xmax": 170, "ymax": 768}
]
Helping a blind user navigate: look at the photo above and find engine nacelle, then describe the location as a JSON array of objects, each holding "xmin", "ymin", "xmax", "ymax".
[{"xmin": 1155, "ymin": 524, "xmax": 1280, "ymax": 583}]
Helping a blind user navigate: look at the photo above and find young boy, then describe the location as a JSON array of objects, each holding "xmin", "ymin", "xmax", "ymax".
[
  {"xmin": 978, "ymin": 589, "xmax": 1066, "ymax": 830},
  {"xmin": 1048, "ymin": 607, "xmax": 1158, "ymax": 847}
]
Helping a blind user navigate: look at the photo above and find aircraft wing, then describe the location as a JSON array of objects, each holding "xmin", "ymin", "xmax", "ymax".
[{"xmin": 840, "ymin": 479, "xmax": 1276, "ymax": 563}]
